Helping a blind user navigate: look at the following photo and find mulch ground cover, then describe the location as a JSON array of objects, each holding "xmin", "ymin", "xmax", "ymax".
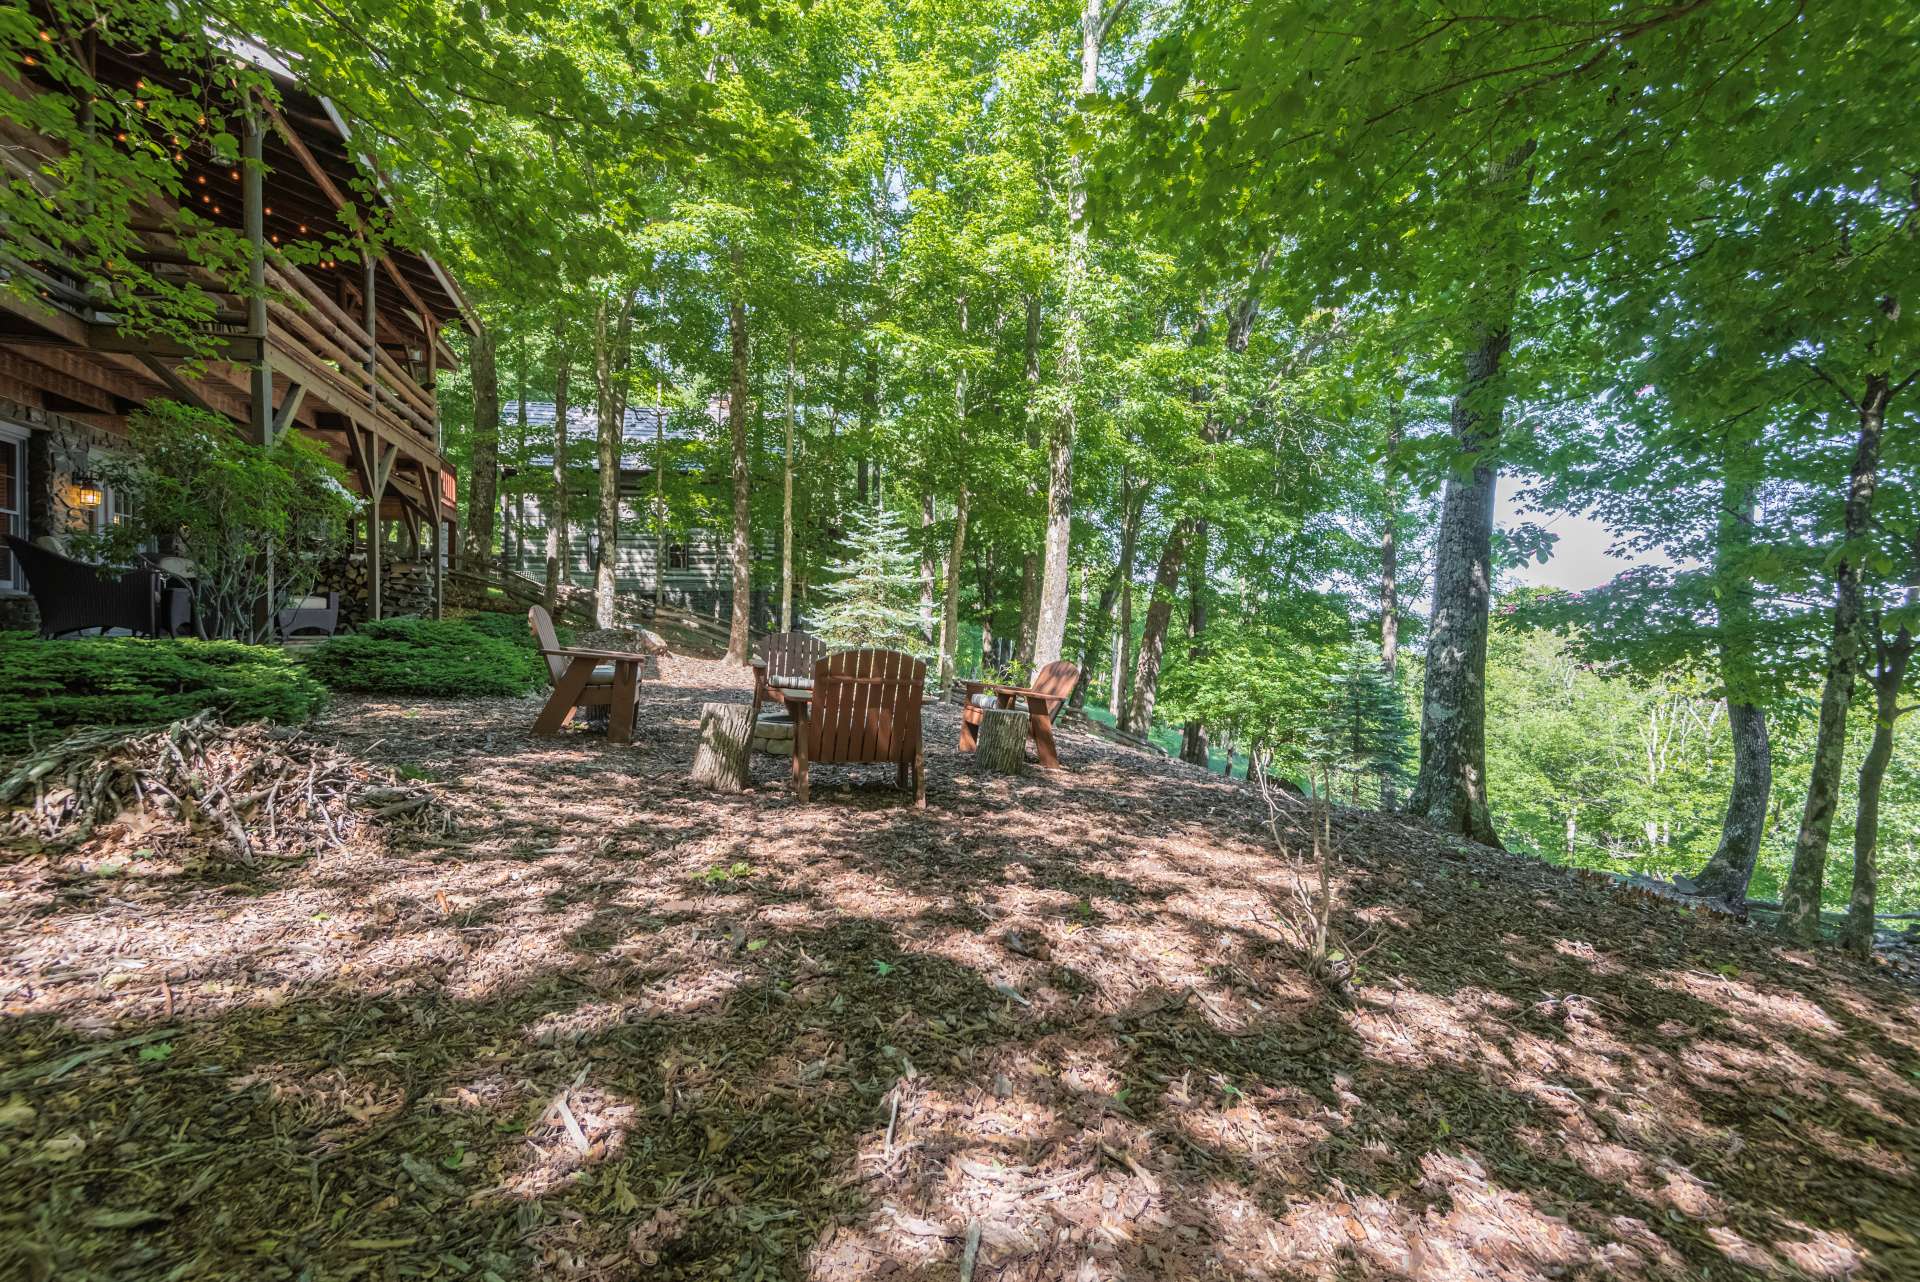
[{"xmin": 4, "ymin": 654, "xmax": 1919, "ymax": 1280}]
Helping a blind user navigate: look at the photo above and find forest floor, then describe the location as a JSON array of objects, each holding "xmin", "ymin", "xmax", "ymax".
[{"xmin": 5, "ymin": 654, "xmax": 1920, "ymax": 1281}]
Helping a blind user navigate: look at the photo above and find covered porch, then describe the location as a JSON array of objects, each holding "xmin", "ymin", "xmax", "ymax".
[{"xmin": 0, "ymin": 32, "xmax": 468, "ymax": 628}]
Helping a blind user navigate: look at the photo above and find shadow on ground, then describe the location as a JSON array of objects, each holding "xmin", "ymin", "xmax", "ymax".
[{"xmin": 4, "ymin": 654, "xmax": 1919, "ymax": 1280}]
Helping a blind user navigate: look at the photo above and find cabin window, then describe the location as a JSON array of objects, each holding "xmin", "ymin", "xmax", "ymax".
[
  {"xmin": 0, "ymin": 426, "xmax": 25, "ymax": 591},
  {"xmin": 668, "ymin": 542, "xmax": 689, "ymax": 570}
]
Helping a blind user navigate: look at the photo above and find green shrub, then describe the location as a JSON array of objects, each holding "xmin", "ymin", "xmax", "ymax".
[
  {"xmin": 303, "ymin": 618, "xmax": 545, "ymax": 697},
  {"xmin": 0, "ymin": 632, "xmax": 328, "ymax": 756},
  {"xmin": 450, "ymin": 608, "xmax": 566, "ymax": 650},
  {"xmin": 77, "ymin": 400, "xmax": 357, "ymax": 643}
]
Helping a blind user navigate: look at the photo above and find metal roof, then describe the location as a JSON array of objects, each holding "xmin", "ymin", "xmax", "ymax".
[{"xmin": 506, "ymin": 399, "xmax": 721, "ymax": 471}]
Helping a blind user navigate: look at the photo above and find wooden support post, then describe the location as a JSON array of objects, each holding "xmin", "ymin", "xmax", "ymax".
[
  {"xmin": 242, "ymin": 106, "xmax": 272, "ymax": 445},
  {"xmin": 976, "ymin": 708, "xmax": 1028, "ymax": 777},
  {"xmin": 273, "ymin": 383, "xmax": 306, "ymax": 437},
  {"xmin": 424, "ymin": 314, "xmax": 440, "ymax": 449},
  {"xmin": 429, "ymin": 466, "xmax": 444, "ymax": 620},
  {"xmin": 365, "ymin": 432, "xmax": 398, "ymax": 621},
  {"xmin": 400, "ymin": 501, "xmax": 421, "ymax": 553}
]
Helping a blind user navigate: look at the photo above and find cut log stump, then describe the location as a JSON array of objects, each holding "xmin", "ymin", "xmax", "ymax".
[
  {"xmin": 692, "ymin": 702, "xmax": 754, "ymax": 793},
  {"xmin": 975, "ymin": 707, "xmax": 1028, "ymax": 777}
]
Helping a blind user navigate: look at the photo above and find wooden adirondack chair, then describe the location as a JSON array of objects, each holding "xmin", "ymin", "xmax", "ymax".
[
  {"xmin": 749, "ymin": 629, "xmax": 827, "ymax": 725},
  {"xmin": 788, "ymin": 648, "xmax": 927, "ymax": 807},
  {"xmin": 958, "ymin": 659, "xmax": 1079, "ymax": 769},
  {"xmin": 527, "ymin": 605, "xmax": 650, "ymax": 735}
]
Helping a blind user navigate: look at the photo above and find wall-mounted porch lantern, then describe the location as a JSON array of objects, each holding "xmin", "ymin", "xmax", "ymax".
[{"xmin": 70, "ymin": 475, "xmax": 105, "ymax": 509}]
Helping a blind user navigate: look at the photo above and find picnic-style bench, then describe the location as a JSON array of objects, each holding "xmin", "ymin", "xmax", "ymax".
[{"xmin": 958, "ymin": 659, "xmax": 1079, "ymax": 769}]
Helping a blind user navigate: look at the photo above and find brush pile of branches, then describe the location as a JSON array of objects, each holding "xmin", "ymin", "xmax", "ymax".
[{"xmin": 1, "ymin": 711, "xmax": 452, "ymax": 863}]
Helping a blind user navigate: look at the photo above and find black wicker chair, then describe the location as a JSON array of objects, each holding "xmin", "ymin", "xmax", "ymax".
[{"xmin": 5, "ymin": 535, "xmax": 173, "ymax": 639}]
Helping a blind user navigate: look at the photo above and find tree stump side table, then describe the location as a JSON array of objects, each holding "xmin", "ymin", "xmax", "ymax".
[
  {"xmin": 692, "ymin": 702, "xmax": 754, "ymax": 792},
  {"xmin": 975, "ymin": 706, "xmax": 1028, "ymax": 777}
]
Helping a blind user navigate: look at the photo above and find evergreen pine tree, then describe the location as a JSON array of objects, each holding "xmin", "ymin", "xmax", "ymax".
[
  {"xmin": 1308, "ymin": 637, "xmax": 1414, "ymax": 803},
  {"xmin": 811, "ymin": 502, "xmax": 930, "ymax": 659}
]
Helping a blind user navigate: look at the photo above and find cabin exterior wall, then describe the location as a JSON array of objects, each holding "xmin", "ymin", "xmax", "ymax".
[
  {"xmin": 499, "ymin": 490, "xmax": 775, "ymax": 626},
  {"xmin": 0, "ymin": 400, "xmax": 141, "ymax": 630}
]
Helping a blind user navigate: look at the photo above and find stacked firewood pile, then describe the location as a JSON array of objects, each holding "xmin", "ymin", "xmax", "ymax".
[
  {"xmin": 0, "ymin": 712, "xmax": 454, "ymax": 864},
  {"xmin": 319, "ymin": 554, "xmax": 440, "ymax": 628}
]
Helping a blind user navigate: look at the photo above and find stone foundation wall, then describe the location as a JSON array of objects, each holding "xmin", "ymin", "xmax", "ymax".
[
  {"xmin": 4, "ymin": 400, "xmax": 126, "ymax": 552},
  {"xmin": 0, "ymin": 593, "xmax": 39, "ymax": 634}
]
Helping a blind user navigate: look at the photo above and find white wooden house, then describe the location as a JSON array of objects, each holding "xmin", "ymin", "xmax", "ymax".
[{"xmin": 497, "ymin": 399, "xmax": 773, "ymax": 625}]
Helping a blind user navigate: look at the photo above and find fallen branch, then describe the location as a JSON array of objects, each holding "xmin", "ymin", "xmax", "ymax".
[{"xmin": 1, "ymin": 711, "xmax": 455, "ymax": 864}]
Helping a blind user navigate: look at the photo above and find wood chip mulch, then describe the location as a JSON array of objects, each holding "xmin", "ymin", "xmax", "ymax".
[{"xmin": 4, "ymin": 653, "xmax": 1919, "ymax": 1281}]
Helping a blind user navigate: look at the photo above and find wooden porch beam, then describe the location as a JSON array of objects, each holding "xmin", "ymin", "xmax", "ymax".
[
  {"xmin": 0, "ymin": 347, "xmax": 121, "ymax": 412},
  {"xmin": 135, "ymin": 354, "xmax": 224, "ymax": 419},
  {"xmin": 0, "ymin": 290, "xmax": 91, "ymax": 347},
  {"xmin": 273, "ymin": 381, "xmax": 308, "ymax": 436},
  {"xmin": 258, "ymin": 99, "xmax": 441, "ymax": 341},
  {"xmin": 366, "ymin": 432, "xmax": 399, "ymax": 622}
]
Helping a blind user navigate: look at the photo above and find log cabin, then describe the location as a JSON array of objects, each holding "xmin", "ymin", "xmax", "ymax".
[
  {"xmin": 497, "ymin": 398, "xmax": 777, "ymax": 628},
  {"xmin": 0, "ymin": 23, "xmax": 469, "ymax": 633}
]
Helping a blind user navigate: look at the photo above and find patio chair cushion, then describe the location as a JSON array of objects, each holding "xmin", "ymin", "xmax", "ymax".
[
  {"xmin": 292, "ymin": 594, "xmax": 332, "ymax": 611},
  {"xmin": 769, "ymin": 674, "xmax": 814, "ymax": 692}
]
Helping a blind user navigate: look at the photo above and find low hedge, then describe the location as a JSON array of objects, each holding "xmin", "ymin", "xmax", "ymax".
[
  {"xmin": 0, "ymin": 632, "xmax": 328, "ymax": 756},
  {"xmin": 303, "ymin": 617, "xmax": 546, "ymax": 697},
  {"xmin": 450, "ymin": 607, "xmax": 559, "ymax": 650}
]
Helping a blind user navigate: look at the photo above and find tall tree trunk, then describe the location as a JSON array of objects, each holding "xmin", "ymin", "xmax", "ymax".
[
  {"xmin": 1689, "ymin": 703, "xmax": 1773, "ymax": 902},
  {"xmin": 1114, "ymin": 530, "xmax": 1136, "ymax": 721},
  {"xmin": 542, "ymin": 322, "xmax": 570, "ymax": 612},
  {"xmin": 654, "ymin": 350, "xmax": 668, "ymax": 612},
  {"xmin": 1127, "ymin": 517, "xmax": 1193, "ymax": 736},
  {"xmin": 726, "ymin": 253, "xmax": 753, "ymax": 663},
  {"xmin": 978, "ymin": 543, "xmax": 997, "ymax": 672},
  {"xmin": 920, "ymin": 491, "xmax": 937, "ymax": 643},
  {"xmin": 781, "ymin": 332, "xmax": 797, "ymax": 632},
  {"xmin": 1843, "ymin": 531, "xmax": 1920, "ymax": 955},
  {"xmin": 1018, "ymin": 293, "xmax": 1043, "ymax": 667},
  {"xmin": 1407, "ymin": 325, "xmax": 1509, "ymax": 848},
  {"xmin": 1378, "ymin": 422, "xmax": 1400, "ymax": 809},
  {"xmin": 940, "ymin": 296, "xmax": 971, "ymax": 689},
  {"xmin": 591, "ymin": 298, "xmax": 620, "ymax": 627},
  {"xmin": 941, "ymin": 487, "xmax": 970, "ymax": 685},
  {"xmin": 1844, "ymin": 626, "xmax": 1913, "ymax": 956},
  {"xmin": 1780, "ymin": 373, "xmax": 1892, "ymax": 941},
  {"xmin": 1033, "ymin": 0, "xmax": 1119, "ymax": 669},
  {"xmin": 1685, "ymin": 473, "xmax": 1771, "ymax": 906},
  {"xmin": 1180, "ymin": 521, "xmax": 1210, "ymax": 766},
  {"xmin": 1380, "ymin": 408, "xmax": 1401, "ymax": 678},
  {"xmin": 1073, "ymin": 475, "xmax": 1141, "ymax": 709},
  {"xmin": 463, "ymin": 320, "xmax": 500, "ymax": 567},
  {"xmin": 511, "ymin": 339, "xmax": 528, "ymax": 570}
]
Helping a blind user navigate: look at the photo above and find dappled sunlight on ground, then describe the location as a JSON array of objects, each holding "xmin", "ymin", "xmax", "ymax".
[{"xmin": 6, "ymin": 653, "xmax": 1920, "ymax": 1278}]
